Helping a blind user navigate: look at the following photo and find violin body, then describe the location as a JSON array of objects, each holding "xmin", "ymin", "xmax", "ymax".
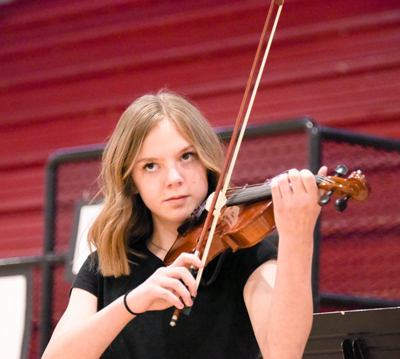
[{"xmin": 164, "ymin": 200, "xmax": 275, "ymax": 266}]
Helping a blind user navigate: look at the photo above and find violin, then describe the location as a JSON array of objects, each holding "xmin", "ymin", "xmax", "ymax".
[{"xmin": 164, "ymin": 165, "xmax": 371, "ymax": 267}]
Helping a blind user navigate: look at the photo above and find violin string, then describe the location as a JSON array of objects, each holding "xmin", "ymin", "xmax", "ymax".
[
  {"xmin": 225, "ymin": 174, "xmax": 341, "ymax": 204},
  {"xmin": 316, "ymin": 176, "xmax": 339, "ymax": 186},
  {"xmin": 226, "ymin": 175, "xmax": 337, "ymax": 193}
]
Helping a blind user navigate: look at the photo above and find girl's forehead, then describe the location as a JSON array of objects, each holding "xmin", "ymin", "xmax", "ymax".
[
  {"xmin": 143, "ymin": 119, "xmax": 192, "ymax": 146},
  {"xmin": 137, "ymin": 120, "xmax": 193, "ymax": 158}
]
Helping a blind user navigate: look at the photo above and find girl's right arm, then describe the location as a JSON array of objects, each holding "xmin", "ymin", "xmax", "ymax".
[
  {"xmin": 42, "ymin": 253, "xmax": 203, "ymax": 359},
  {"xmin": 41, "ymin": 288, "xmax": 135, "ymax": 359}
]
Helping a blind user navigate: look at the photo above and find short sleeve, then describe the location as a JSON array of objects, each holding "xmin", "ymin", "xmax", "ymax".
[
  {"xmin": 71, "ymin": 253, "xmax": 100, "ymax": 297},
  {"xmin": 231, "ymin": 238, "xmax": 277, "ymax": 290}
]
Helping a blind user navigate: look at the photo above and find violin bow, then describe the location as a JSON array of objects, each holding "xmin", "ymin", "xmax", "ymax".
[{"xmin": 170, "ymin": 0, "xmax": 284, "ymax": 326}]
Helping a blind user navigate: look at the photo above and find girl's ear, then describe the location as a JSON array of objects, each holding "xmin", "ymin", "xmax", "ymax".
[{"xmin": 127, "ymin": 175, "xmax": 139, "ymax": 194}]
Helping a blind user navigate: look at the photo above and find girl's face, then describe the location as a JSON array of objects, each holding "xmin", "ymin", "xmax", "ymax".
[{"xmin": 132, "ymin": 119, "xmax": 209, "ymax": 231}]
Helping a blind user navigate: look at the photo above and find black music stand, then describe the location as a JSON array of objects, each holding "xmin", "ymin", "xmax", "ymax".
[{"xmin": 303, "ymin": 307, "xmax": 400, "ymax": 359}]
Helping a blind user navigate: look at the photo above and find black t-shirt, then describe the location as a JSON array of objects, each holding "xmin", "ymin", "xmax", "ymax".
[{"xmin": 72, "ymin": 239, "xmax": 277, "ymax": 359}]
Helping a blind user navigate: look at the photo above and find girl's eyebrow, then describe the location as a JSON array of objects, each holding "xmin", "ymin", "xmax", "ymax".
[
  {"xmin": 135, "ymin": 145, "xmax": 196, "ymax": 164},
  {"xmin": 179, "ymin": 145, "xmax": 196, "ymax": 154},
  {"xmin": 135, "ymin": 157, "xmax": 156, "ymax": 165}
]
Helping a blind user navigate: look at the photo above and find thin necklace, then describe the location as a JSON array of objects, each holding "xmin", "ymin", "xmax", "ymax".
[{"xmin": 150, "ymin": 241, "xmax": 168, "ymax": 252}]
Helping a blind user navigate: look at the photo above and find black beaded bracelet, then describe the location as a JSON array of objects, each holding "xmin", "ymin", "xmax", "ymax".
[{"xmin": 123, "ymin": 289, "xmax": 142, "ymax": 316}]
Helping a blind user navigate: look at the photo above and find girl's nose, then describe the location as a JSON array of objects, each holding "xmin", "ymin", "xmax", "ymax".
[{"xmin": 166, "ymin": 165, "xmax": 183, "ymax": 186}]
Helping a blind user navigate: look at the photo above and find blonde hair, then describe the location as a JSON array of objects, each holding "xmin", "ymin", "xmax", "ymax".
[{"xmin": 88, "ymin": 91, "xmax": 225, "ymax": 277}]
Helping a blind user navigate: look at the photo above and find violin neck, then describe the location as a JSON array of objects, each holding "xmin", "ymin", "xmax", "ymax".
[{"xmin": 226, "ymin": 175, "xmax": 324, "ymax": 207}]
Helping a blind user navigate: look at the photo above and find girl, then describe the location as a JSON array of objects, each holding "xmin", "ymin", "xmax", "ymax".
[{"xmin": 42, "ymin": 91, "xmax": 326, "ymax": 359}]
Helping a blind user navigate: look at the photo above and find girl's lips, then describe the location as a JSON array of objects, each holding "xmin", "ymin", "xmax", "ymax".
[{"xmin": 165, "ymin": 195, "xmax": 189, "ymax": 204}]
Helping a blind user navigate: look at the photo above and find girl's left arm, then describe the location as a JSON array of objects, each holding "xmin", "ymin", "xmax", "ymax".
[{"xmin": 244, "ymin": 167, "xmax": 327, "ymax": 359}]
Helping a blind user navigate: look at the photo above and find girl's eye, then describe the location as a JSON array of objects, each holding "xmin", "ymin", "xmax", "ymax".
[
  {"xmin": 182, "ymin": 152, "xmax": 195, "ymax": 162},
  {"xmin": 144, "ymin": 163, "xmax": 158, "ymax": 172}
]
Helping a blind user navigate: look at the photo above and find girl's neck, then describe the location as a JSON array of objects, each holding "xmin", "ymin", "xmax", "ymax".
[{"xmin": 149, "ymin": 223, "xmax": 179, "ymax": 260}]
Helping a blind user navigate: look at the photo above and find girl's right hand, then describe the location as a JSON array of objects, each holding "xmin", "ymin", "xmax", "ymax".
[{"xmin": 124, "ymin": 252, "xmax": 204, "ymax": 315}]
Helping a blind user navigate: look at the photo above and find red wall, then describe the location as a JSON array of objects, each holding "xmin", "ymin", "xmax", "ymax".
[{"xmin": 1, "ymin": 0, "xmax": 400, "ymax": 257}]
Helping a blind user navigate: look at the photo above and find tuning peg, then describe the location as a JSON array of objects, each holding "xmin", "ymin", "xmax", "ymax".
[
  {"xmin": 318, "ymin": 165, "xmax": 350, "ymax": 207},
  {"xmin": 318, "ymin": 190, "xmax": 334, "ymax": 206},
  {"xmin": 334, "ymin": 165, "xmax": 348, "ymax": 177},
  {"xmin": 335, "ymin": 195, "xmax": 350, "ymax": 212}
]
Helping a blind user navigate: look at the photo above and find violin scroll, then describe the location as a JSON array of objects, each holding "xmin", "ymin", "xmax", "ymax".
[{"xmin": 317, "ymin": 165, "xmax": 371, "ymax": 212}]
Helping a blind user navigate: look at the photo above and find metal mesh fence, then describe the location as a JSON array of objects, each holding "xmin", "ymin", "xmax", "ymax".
[
  {"xmin": 54, "ymin": 161, "xmax": 102, "ymax": 255},
  {"xmin": 228, "ymin": 131, "xmax": 310, "ymax": 186},
  {"xmin": 319, "ymin": 138, "xmax": 400, "ymax": 308},
  {"xmin": 49, "ymin": 159, "xmax": 104, "ymax": 352}
]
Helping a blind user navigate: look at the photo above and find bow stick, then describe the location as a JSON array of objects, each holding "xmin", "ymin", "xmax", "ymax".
[{"xmin": 170, "ymin": 0, "xmax": 284, "ymax": 326}]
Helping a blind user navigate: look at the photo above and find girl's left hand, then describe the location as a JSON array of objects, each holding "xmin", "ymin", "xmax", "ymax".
[{"xmin": 270, "ymin": 166, "xmax": 328, "ymax": 241}]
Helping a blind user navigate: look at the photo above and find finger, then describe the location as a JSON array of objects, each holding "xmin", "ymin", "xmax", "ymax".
[
  {"xmin": 287, "ymin": 169, "xmax": 305, "ymax": 194},
  {"xmin": 159, "ymin": 276, "xmax": 194, "ymax": 307},
  {"xmin": 316, "ymin": 166, "xmax": 328, "ymax": 196},
  {"xmin": 150, "ymin": 284, "xmax": 188, "ymax": 309},
  {"xmin": 160, "ymin": 266, "xmax": 198, "ymax": 298},
  {"xmin": 170, "ymin": 252, "xmax": 204, "ymax": 270},
  {"xmin": 162, "ymin": 291, "xmax": 186, "ymax": 309},
  {"xmin": 276, "ymin": 172, "xmax": 293, "ymax": 198},
  {"xmin": 299, "ymin": 169, "xmax": 318, "ymax": 194},
  {"xmin": 270, "ymin": 176, "xmax": 282, "ymax": 200},
  {"xmin": 318, "ymin": 166, "xmax": 328, "ymax": 176}
]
